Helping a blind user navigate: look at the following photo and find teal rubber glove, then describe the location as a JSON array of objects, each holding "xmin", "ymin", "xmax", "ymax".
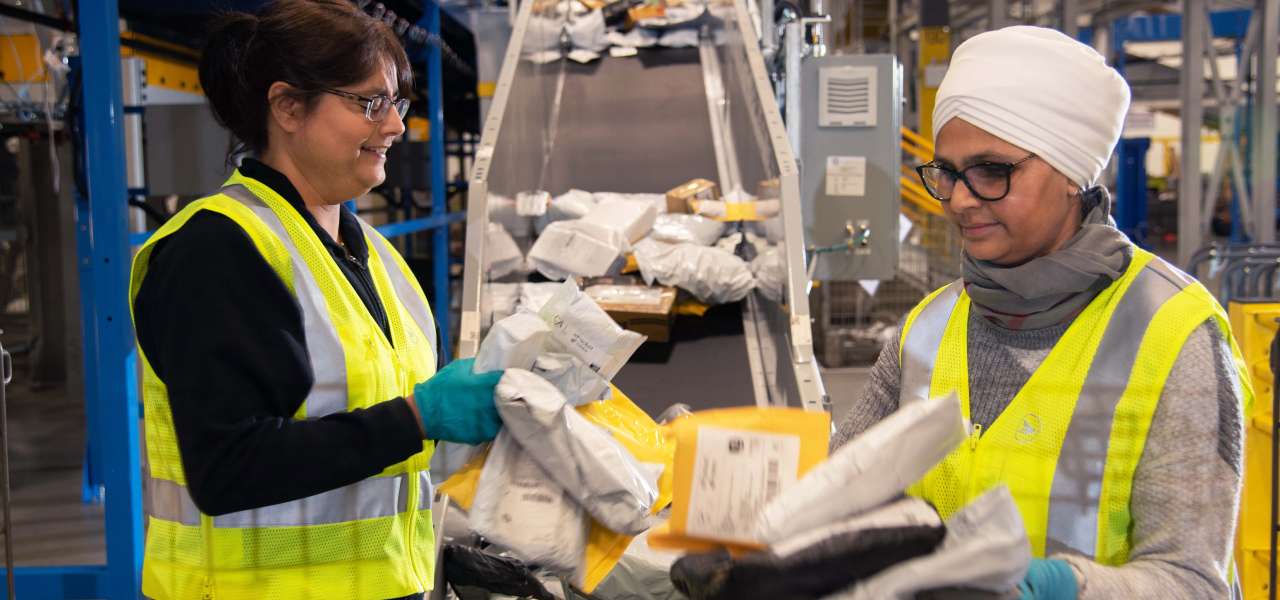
[
  {"xmin": 411, "ymin": 358, "xmax": 504, "ymax": 444},
  {"xmin": 1018, "ymin": 559, "xmax": 1079, "ymax": 600}
]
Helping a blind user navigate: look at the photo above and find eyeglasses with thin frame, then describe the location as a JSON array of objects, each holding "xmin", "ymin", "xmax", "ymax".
[
  {"xmin": 319, "ymin": 87, "xmax": 410, "ymax": 122},
  {"xmin": 915, "ymin": 154, "xmax": 1037, "ymax": 202}
]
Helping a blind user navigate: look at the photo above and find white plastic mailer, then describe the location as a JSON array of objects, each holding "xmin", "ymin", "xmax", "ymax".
[
  {"xmin": 536, "ymin": 280, "xmax": 645, "ymax": 381},
  {"xmin": 477, "ymin": 309, "xmax": 615, "ymax": 406},
  {"xmin": 649, "ymin": 214, "xmax": 727, "ymax": 246},
  {"xmin": 592, "ymin": 192, "xmax": 668, "ymax": 215},
  {"xmin": 528, "ymin": 220, "xmax": 624, "ymax": 279},
  {"xmin": 632, "ymin": 238, "xmax": 755, "ymax": 304},
  {"xmin": 475, "ymin": 311, "xmax": 552, "ymax": 372},
  {"xmin": 495, "ymin": 369, "xmax": 658, "ymax": 535},
  {"xmin": 825, "ymin": 486, "xmax": 1032, "ymax": 600},
  {"xmin": 567, "ymin": 9, "xmax": 609, "ymax": 52},
  {"xmin": 470, "ymin": 430, "xmax": 589, "ymax": 576},
  {"xmin": 519, "ymin": 282, "xmax": 563, "ymax": 313},
  {"xmin": 755, "ymin": 393, "xmax": 966, "ymax": 544},
  {"xmin": 750, "ymin": 245, "xmax": 787, "ymax": 304},
  {"xmin": 530, "ymin": 351, "xmax": 612, "ymax": 406},
  {"xmin": 537, "ymin": 189, "xmax": 598, "ymax": 234}
]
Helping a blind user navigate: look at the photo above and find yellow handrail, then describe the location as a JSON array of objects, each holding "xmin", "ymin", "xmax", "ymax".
[
  {"xmin": 901, "ymin": 140, "xmax": 932, "ymax": 163},
  {"xmin": 901, "ymin": 126, "xmax": 934, "ymax": 154},
  {"xmin": 899, "ymin": 126, "xmax": 945, "ymax": 216}
]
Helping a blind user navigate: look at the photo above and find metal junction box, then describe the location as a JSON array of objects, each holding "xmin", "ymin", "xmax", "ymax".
[{"xmin": 799, "ymin": 54, "xmax": 903, "ymax": 281}]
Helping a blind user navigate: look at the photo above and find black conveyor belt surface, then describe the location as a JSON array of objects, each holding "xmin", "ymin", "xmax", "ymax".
[
  {"xmin": 611, "ymin": 302, "xmax": 758, "ymax": 417},
  {"xmin": 543, "ymin": 48, "xmax": 719, "ymax": 194}
]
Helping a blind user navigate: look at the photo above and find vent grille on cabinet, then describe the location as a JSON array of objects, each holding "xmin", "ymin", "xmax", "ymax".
[{"xmin": 819, "ymin": 65, "xmax": 877, "ymax": 127}]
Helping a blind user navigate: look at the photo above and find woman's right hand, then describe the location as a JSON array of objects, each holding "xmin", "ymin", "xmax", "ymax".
[{"xmin": 410, "ymin": 358, "xmax": 504, "ymax": 444}]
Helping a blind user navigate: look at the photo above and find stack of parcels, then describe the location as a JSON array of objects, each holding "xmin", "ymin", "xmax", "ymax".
[
  {"xmin": 490, "ymin": 183, "xmax": 775, "ymax": 307},
  {"xmin": 656, "ymin": 395, "xmax": 1034, "ymax": 600},
  {"xmin": 440, "ymin": 280, "xmax": 679, "ymax": 592}
]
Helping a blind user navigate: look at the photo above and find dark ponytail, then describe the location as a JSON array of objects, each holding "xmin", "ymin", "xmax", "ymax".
[{"xmin": 198, "ymin": 0, "xmax": 412, "ymax": 158}]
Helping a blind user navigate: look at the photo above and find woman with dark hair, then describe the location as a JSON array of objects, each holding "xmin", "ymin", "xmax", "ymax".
[{"xmin": 129, "ymin": 1, "xmax": 501, "ymax": 598}]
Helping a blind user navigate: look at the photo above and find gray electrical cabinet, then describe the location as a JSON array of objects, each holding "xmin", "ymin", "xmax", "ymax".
[{"xmin": 799, "ymin": 54, "xmax": 903, "ymax": 281}]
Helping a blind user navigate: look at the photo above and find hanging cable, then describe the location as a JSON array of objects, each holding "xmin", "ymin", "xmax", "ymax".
[{"xmin": 128, "ymin": 198, "xmax": 170, "ymax": 226}]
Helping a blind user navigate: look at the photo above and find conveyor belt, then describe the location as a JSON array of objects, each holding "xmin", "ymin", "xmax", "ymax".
[
  {"xmin": 537, "ymin": 48, "xmax": 757, "ymax": 417},
  {"xmin": 612, "ymin": 302, "xmax": 757, "ymax": 416},
  {"xmin": 460, "ymin": 1, "xmax": 827, "ymax": 417},
  {"xmin": 543, "ymin": 48, "xmax": 719, "ymax": 194}
]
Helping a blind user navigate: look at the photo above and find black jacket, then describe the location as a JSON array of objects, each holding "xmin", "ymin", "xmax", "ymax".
[{"xmin": 133, "ymin": 159, "xmax": 427, "ymax": 517}]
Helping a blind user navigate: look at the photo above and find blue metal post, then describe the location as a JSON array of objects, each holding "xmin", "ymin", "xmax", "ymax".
[
  {"xmin": 70, "ymin": 59, "xmax": 106, "ymax": 507},
  {"xmin": 76, "ymin": 1, "xmax": 144, "ymax": 597},
  {"xmin": 420, "ymin": 0, "xmax": 451, "ymax": 362},
  {"xmin": 1115, "ymin": 137, "xmax": 1151, "ymax": 245}
]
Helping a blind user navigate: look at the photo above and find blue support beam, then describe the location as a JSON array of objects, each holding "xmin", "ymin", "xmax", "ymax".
[
  {"xmin": 0, "ymin": 566, "xmax": 107, "ymax": 600},
  {"xmin": 66, "ymin": 0, "xmax": 145, "ymax": 598},
  {"xmin": 417, "ymin": 0, "xmax": 453, "ymax": 363},
  {"xmin": 1111, "ymin": 9, "xmax": 1252, "ymax": 44},
  {"xmin": 375, "ymin": 211, "xmax": 467, "ymax": 239},
  {"xmin": 1115, "ymin": 137, "xmax": 1151, "ymax": 245}
]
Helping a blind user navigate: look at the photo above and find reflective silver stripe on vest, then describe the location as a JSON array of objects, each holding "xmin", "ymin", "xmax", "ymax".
[
  {"xmin": 360, "ymin": 222, "xmax": 439, "ymax": 362},
  {"xmin": 148, "ymin": 476, "xmax": 202, "ymax": 526},
  {"xmin": 214, "ymin": 474, "xmax": 409, "ymax": 528},
  {"xmin": 418, "ymin": 470, "xmax": 433, "ymax": 511},
  {"xmin": 1044, "ymin": 261, "xmax": 1185, "ymax": 557},
  {"xmin": 146, "ymin": 473, "xmax": 410, "ymax": 527},
  {"xmin": 900, "ymin": 281, "xmax": 964, "ymax": 403},
  {"xmin": 220, "ymin": 185, "xmax": 349, "ymax": 418}
]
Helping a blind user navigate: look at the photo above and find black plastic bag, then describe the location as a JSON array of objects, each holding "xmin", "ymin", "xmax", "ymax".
[
  {"xmin": 443, "ymin": 544, "xmax": 556, "ymax": 600},
  {"xmin": 670, "ymin": 524, "xmax": 946, "ymax": 600}
]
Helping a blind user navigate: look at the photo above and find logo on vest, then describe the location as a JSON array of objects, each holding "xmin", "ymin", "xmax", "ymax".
[{"xmin": 1015, "ymin": 413, "xmax": 1041, "ymax": 443}]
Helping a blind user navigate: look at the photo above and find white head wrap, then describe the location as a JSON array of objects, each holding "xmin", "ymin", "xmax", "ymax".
[{"xmin": 933, "ymin": 26, "xmax": 1131, "ymax": 188}]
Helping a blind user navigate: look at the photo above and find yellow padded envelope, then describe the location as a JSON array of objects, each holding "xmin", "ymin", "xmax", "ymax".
[{"xmin": 648, "ymin": 407, "xmax": 830, "ymax": 553}]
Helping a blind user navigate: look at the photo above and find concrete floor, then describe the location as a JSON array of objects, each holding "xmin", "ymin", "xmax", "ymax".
[
  {"xmin": 1, "ymin": 315, "xmax": 105, "ymax": 567},
  {"xmin": 821, "ymin": 365, "xmax": 872, "ymax": 426}
]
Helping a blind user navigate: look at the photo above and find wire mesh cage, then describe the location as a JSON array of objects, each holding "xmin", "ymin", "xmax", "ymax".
[{"xmin": 812, "ymin": 129, "xmax": 961, "ymax": 368}]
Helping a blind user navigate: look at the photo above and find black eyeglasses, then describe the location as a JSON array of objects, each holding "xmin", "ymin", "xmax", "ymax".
[
  {"xmin": 915, "ymin": 154, "xmax": 1037, "ymax": 202},
  {"xmin": 320, "ymin": 88, "xmax": 410, "ymax": 122}
]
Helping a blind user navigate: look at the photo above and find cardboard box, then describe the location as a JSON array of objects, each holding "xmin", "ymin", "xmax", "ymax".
[
  {"xmin": 585, "ymin": 281, "xmax": 677, "ymax": 343},
  {"xmin": 665, "ymin": 178, "xmax": 719, "ymax": 214}
]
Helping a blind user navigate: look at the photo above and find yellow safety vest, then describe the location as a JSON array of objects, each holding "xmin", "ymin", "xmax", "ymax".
[
  {"xmin": 129, "ymin": 171, "xmax": 439, "ymax": 600},
  {"xmin": 899, "ymin": 246, "xmax": 1252, "ymax": 565}
]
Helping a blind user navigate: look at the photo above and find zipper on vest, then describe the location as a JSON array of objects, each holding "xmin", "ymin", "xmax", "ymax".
[
  {"xmin": 339, "ymin": 246, "xmax": 393, "ymax": 345},
  {"xmin": 969, "ymin": 423, "xmax": 982, "ymax": 450}
]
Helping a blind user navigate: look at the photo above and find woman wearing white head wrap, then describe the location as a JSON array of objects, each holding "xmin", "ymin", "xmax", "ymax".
[{"xmin": 833, "ymin": 26, "xmax": 1251, "ymax": 600}]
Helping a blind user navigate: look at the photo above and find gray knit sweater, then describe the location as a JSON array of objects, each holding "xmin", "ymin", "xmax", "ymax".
[{"xmin": 831, "ymin": 310, "xmax": 1246, "ymax": 599}]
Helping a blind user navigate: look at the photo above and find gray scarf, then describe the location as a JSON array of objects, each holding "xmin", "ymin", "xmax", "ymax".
[{"xmin": 962, "ymin": 188, "xmax": 1132, "ymax": 330}]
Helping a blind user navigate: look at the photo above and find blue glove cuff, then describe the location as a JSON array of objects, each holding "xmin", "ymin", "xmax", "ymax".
[{"xmin": 1021, "ymin": 558, "xmax": 1079, "ymax": 600}]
